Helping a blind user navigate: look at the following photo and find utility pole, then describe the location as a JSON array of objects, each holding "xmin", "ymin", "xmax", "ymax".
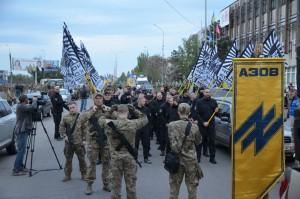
[
  {"xmin": 153, "ymin": 24, "xmax": 165, "ymax": 84},
  {"xmin": 9, "ymin": 49, "xmax": 12, "ymax": 87},
  {"xmin": 205, "ymin": 0, "xmax": 207, "ymax": 42},
  {"xmin": 114, "ymin": 55, "xmax": 118, "ymax": 83}
]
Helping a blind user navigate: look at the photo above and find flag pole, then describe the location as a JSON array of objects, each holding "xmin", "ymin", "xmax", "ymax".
[{"xmin": 207, "ymin": 86, "xmax": 232, "ymax": 124}]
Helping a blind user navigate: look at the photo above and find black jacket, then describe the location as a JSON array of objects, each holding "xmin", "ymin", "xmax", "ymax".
[
  {"xmin": 196, "ymin": 97, "xmax": 218, "ymax": 125},
  {"xmin": 51, "ymin": 92, "xmax": 68, "ymax": 114},
  {"xmin": 120, "ymin": 92, "xmax": 132, "ymax": 104}
]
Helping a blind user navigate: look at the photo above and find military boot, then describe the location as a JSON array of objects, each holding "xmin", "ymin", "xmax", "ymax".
[
  {"xmin": 85, "ymin": 183, "xmax": 93, "ymax": 195},
  {"xmin": 62, "ymin": 176, "xmax": 71, "ymax": 182}
]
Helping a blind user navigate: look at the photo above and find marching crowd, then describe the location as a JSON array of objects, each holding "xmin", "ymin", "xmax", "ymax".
[{"xmin": 13, "ymin": 84, "xmax": 220, "ymax": 199}]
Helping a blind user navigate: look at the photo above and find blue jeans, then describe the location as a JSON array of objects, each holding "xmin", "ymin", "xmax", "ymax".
[
  {"xmin": 80, "ymin": 98, "xmax": 87, "ymax": 112},
  {"xmin": 13, "ymin": 133, "xmax": 28, "ymax": 172}
]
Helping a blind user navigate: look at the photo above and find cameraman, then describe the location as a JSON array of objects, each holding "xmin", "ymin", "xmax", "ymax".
[
  {"xmin": 12, "ymin": 95, "xmax": 37, "ymax": 176},
  {"xmin": 50, "ymin": 86, "xmax": 68, "ymax": 140}
]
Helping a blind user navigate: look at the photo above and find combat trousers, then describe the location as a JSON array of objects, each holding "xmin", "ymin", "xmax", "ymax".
[
  {"xmin": 110, "ymin": 155, "xmax": 137, "ymax": 199},
  {"xmin": 64, "ymin": 142, "xmax": 87, "ymax": 177},
  {"xmin": 86, "ymin": 142, "xmax": 111, "ymax": 187},
  {"xmin": 169, "ymin": 162, "xmax": 202, "ymax": 199}
]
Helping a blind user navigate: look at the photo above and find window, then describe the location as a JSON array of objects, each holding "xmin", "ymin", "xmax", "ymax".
[
  {"xmin": 254, "ymin": 0, "xmax": 259, "ymax": 16},
  {"xmin": 285, "ymin": 66, "xmax": 296, "ymax": 86},
  {"xmin": 247, "ymin": 1, "xmax": 252, "ymax": 19},
  {"xmin": 2, "ymin": 101, "xmax": 12, "ymax": 114},
  {"xmin": 217, "ymin": 103, "xmax": 231, "ymax": 120},
  {"xmin": 271, "ymin": 0, "xmax": 276, "ymax": 10},
  {"xmin": 280, "ymin": 0, "xmax": 286, "ymax": 5},
  {"xmin": 0, "ymin": 102, "xmax": 8, "ymax": 118},
  {"xmin": 241, "ymin": 3, "xmax": 245, "ymax": 23},
  {"xmin": 262, "ymin": 0, "xmax": 267, "ymax": 13}
]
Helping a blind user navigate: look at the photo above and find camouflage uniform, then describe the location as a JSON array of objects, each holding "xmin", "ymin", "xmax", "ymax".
[
  {"xmin": 167, "ymin": 119, "xmax": 203, "ymax": 199},
  {"xmin": 76, "ymin": 107, "xmax": 111, "ymax": 189},
  {"xmin": 99, "ymin": 107, "xmax": 148, "ymax": 199},
  {"xmin": 59, "ymin": 112, "xmax": 87, "ymax": 179}
]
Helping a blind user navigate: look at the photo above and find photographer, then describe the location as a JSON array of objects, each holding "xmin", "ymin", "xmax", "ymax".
[
  {"xmin": 12, "ymin": 95, "xmax": 37, "ymax": 176},
  {"xmin": 50, "ymin": 86, "xmax": 68, "ymax": 140}
]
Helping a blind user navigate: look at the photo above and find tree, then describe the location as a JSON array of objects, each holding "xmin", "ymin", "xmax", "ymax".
[
  {"xmin": 169, "ymin": 34, "xmax": 200, "ymax": 81},
  {"xmin": 118, "ymin": 72, "xmax": 127, "ymax": 84},
  {"xmin": 132, "ymin": 53, "xmax": 165, "ymax": 83},
  {"xmin": 26, "ymin": 66, "xmax": 63, "ymax": 84},
  {"xmin": 217, "ymin": 36, "xmax": 232, "ymax": 61}
]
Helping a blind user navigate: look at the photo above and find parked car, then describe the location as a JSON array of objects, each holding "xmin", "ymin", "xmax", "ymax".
[
  {"xmin": 60, "ymin": 89, "xmax": 71, "ymax": 103},
  {"xmin": 26, "ymin": 91, "xmax": 52, "ymax": 117},
  {"xmin": 0, "ymin": 99, "xmax": 17, "ymax": 155},
  {"xmin": 214, "ymin": 97, "xmax": 295, "ymax": 159}
]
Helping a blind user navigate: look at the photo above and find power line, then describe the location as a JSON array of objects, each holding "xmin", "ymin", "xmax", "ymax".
[{"xmin": 162, "ymin": 0, "xmax": 201, "ymax": 29}]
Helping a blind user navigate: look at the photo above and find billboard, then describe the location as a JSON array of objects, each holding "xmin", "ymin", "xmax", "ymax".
[
  {"xmin": 12, "ymin": 58, "xmax": 41, "ymax": 71},
  {"xmin": 220, "ymin": 7, "xmax": 230, "ymax": 27},
  {"xmin": 0, "ymin": 70, "xmax": 8, "ymax": 85},
  {"xmin": 232, "ymin": 58, "xmax": 285, "ymax": 199},
  {"xmin": 42, "ymin": 60, "xmax": 59, "ymax": 72},
  {"xmin": 12, "ymin": 58, "xmax": 59, "ymax": 72}
]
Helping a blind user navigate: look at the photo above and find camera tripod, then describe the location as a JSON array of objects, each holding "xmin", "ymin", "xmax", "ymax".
[{"xmin": 24, "ymin": 119, "xmax": 62, "ymax": 177}]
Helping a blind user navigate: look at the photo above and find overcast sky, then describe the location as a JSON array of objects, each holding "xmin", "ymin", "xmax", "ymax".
[{"xmin": 0, "ymin": 0, "xmax": 233, "ymax": 76}]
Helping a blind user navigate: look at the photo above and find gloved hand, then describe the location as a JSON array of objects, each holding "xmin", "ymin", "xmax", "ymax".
[
  {"xmin": 64, "ymin": 136, "xmax": 69, "ymax": 143},
  {"xmin": 102, "ymin": 105, "xmax": 111, "ymax": 112},
  {"xmin": 128, "ymin": 104, "xmax": 135, "ymax": 113}
]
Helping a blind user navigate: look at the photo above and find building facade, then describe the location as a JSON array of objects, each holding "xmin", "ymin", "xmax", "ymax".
[{"xmin": 220, "ymin": 0, "xmax": 298, "ymax": 87}]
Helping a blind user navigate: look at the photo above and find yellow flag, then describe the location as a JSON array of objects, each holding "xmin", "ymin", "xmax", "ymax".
[{"xmin": 232, "ymin": 58, "xmax": 285, "ymax": 199}]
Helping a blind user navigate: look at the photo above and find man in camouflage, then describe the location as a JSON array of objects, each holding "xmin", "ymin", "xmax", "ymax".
[
  {"xmin": 76, "ymin": 94, "xmax": 112, "ymax": 195},
  {"xmin": 99, "ymin": 104, "xmax": 148, "ymax": 199},
  {"xmin": 59, "ymin": 101, "xmax": 87, "ymax": 182},
  {"xmin": 167, "ymin": 103, "xmax": 203, "ymax": 199}
]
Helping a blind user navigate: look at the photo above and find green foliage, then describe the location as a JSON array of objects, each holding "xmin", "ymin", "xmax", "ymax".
[
  {"xmin": 132, "ymin": 52, "xmax": 164, "ymax": 83},
  {"xmin": 26, "ymin": 66, "xmax": 63, "ymax": 83},
  {"xmin": 217, "ymin": 36, "xmax": 232, "ymax": 61},
  {"xmin": 118, "ymin": 72, "xmax": 127, "ymax": 84},
  {"xmin": 8, "ymin": 74, "xmax": 34, "ymax": 84},
  {"xmin": 169, "ymin": 34, "xmax": 200, "ymax": 81}
]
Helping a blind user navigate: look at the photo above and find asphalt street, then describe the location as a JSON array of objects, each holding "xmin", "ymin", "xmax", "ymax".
[{"xmin": 0, "ymin": 100, "xmax": 285, "ymax": 199}]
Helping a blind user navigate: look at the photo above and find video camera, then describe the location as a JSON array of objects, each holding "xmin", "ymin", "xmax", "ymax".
[{"xmin": 28, "ymin": 96, "xmax": 46, "ymax": 122}]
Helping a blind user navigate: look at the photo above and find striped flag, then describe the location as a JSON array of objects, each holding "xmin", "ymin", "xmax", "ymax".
[
  {"xmin": 262, "ymin": 30, "xmax": 284, "ymax": 57},
  {"xmin": 80, "ymin": 42, "xmax": 104, "ymax": 90},
  {"xmin": 189, "ymin": 43, "xmax": 212, "ymax": 87},
  {"xmin": 62, "ymin": 23, "xmax": 86, "ymax": 87},
  {"xmin": 215, "ymin": 40, "xmax": 238, "ymax": 88},
  {"xmin": 241, "ymin": 41, "xmax": 255, "ymax": 58}
]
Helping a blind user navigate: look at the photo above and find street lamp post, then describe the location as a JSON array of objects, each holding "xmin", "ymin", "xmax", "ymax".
[{"xmin": 153, "ymin": 24, "xmax": 165, "ymax": 84}]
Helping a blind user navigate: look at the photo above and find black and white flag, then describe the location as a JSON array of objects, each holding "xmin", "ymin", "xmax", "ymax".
[
  {"xmin": 215, "ymin": 40, "xmax": 237, "ymax": 88},
  {"xmin": 80, "ymin": 42, "xmax": 104, "ymax": 90},
  {"xmin": 188, "ymin": 43, "xmax": 212, "ymax": 87},
  {"xmin": 241, "ymin": 41, "xmax": 255, "ymax": 58},
  {"xmin": 262, "ymin": 30, "xmax": 284, "ymax": 58},
  {"xmin": 62, "ymin": 23, "xmax": 86, "ymax": 86}
]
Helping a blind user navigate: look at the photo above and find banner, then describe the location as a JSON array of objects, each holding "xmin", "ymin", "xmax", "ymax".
[
  {"xmin": 215, "ymin": 40, "xmax": 237, "ymax": 88},
  {"xmin": 80, "ymin": 42, "xmax": 104, "ymax": 90},
  {"xmin": 220, "ymin": 7, "xmax": 229, "ymax": 27},
  {"xmin": 232, "ymin": 58, "xmax": 285, "ymax": 199},
  {"xmin": 62, "ymin": 23, "xmax": 86, "ymax": 84}
]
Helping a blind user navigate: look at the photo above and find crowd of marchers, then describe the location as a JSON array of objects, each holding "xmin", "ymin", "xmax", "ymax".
[{"xmin": 12, "ymin": 83, "xmax": 220, "ymax": 199}]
